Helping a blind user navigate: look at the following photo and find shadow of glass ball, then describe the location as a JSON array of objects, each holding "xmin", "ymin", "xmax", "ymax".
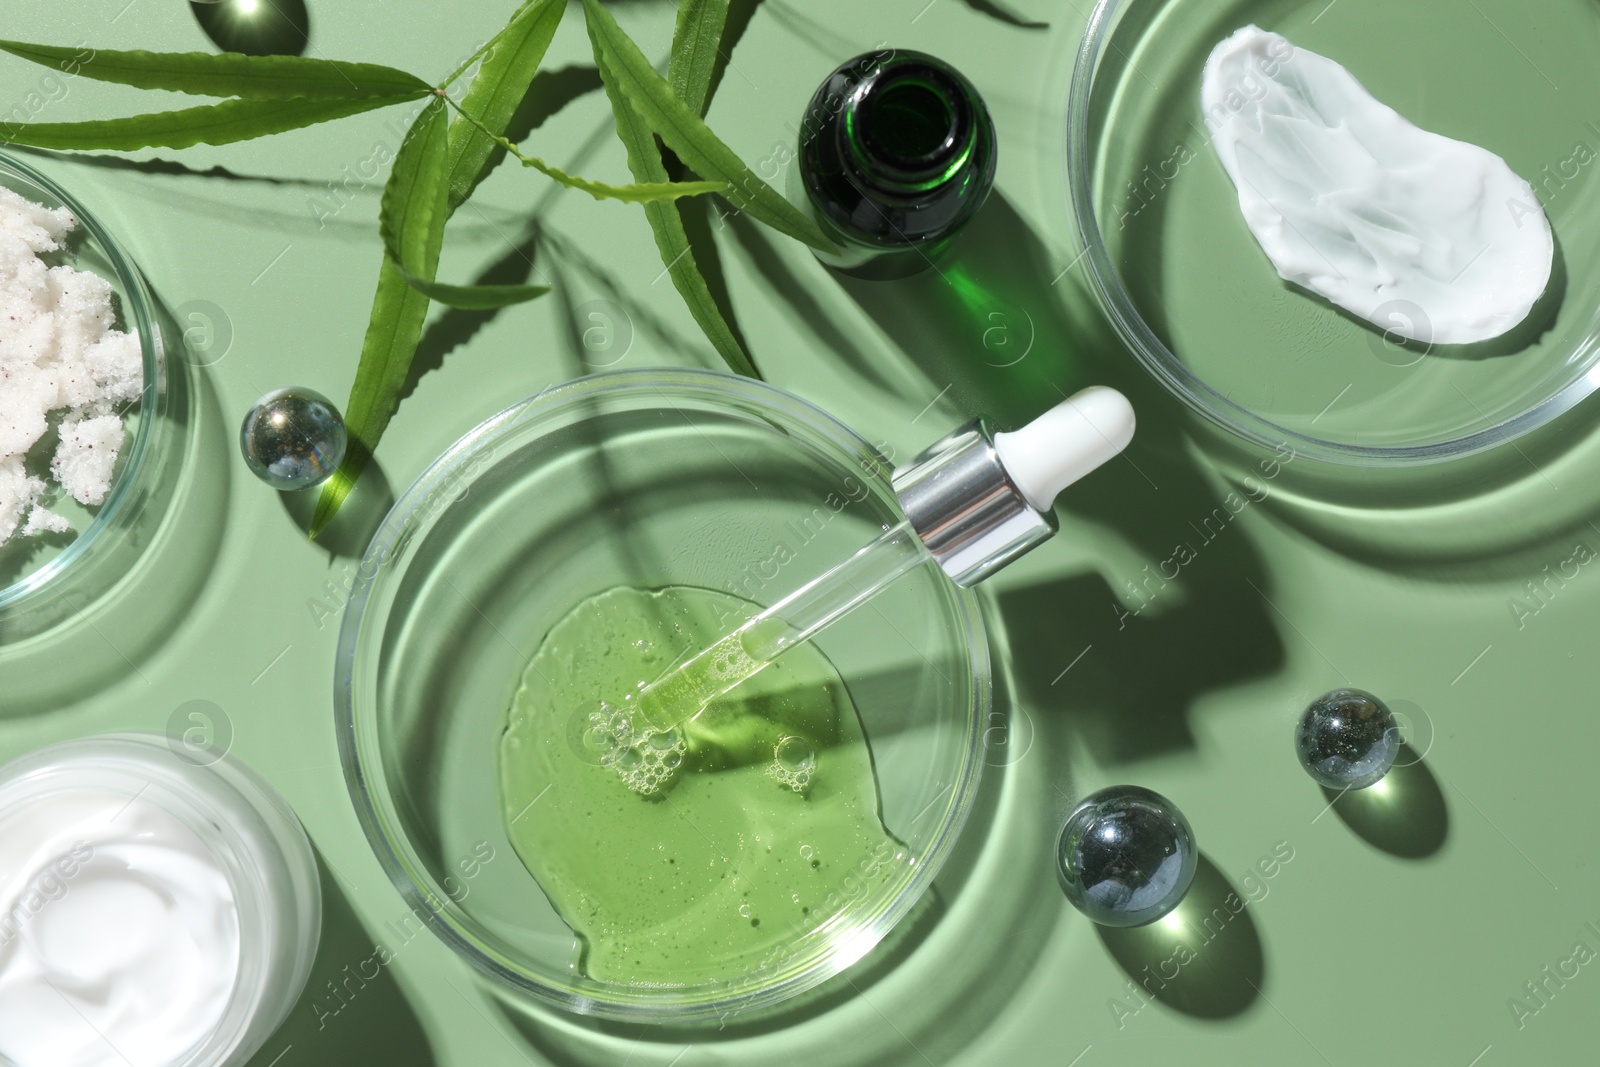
[
  {"xmin": 1322, "ymin": 744, "xmax": 1449, "ymax": 859},
  {"xmin": 1096, "ymin": 853, "xmax": 1266, "ymax": 1020}
]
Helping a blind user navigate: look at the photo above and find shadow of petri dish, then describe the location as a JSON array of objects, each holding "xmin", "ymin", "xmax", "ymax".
[
  {"xmin": 1198, "ymin": 389, "xmax": 1600, "ymax": 582},
  {"xmin": 0, "ymin": 304, "xmax": 231, "ymax": 718}
]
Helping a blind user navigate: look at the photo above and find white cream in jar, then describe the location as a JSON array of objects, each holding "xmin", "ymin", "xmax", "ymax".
[
  {"xmin": 0, "ymin": 736, "xmax": 321, "ymax": 1067},
  {"xmin": 0, "ymin": 790, "xmax": 240, "ymax": 1067}
]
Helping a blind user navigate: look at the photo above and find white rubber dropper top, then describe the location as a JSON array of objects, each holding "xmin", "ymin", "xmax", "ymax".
[{"xmin": 993, "ymin": 386, "xmax": 1136, "ymax": 512}]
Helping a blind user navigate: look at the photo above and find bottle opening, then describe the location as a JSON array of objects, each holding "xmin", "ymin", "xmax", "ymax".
[
  {"xmin": 852, "ymin": 65, "xmax": 972, "ymax": 190},
  {"xmin": 868, "ymin": 79, "xmax": 955, "ymax": 163}
]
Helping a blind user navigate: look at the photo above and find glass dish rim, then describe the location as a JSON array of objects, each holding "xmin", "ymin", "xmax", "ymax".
[
  {"xmin": 1065, "ymin": 0, "xmax": 1600, "ymax": 467},
  {"xmin": 333, "ymin": 366, "xmax": 991, "ymax": 1023},
  {"xmin": 0, "ymin": 149, "xmax": 165, "ymax": 607}
]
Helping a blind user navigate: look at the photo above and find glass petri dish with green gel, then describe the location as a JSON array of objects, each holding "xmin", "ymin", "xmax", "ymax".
[
  {"xmin": 1069, "ymin": 0, "xmax": 1600, "ymax": 463},
  {"xmin": 336, "ymin": 369, "xmax": 987, "ymax": 1023}
]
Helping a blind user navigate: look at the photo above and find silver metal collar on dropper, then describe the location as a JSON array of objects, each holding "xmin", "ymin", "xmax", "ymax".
[{"xmin": 892, "ymin": 387, "xmax": 1137, "ymax": 587}]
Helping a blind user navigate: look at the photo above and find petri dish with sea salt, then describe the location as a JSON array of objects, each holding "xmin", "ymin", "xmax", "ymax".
[{"xmin": 0, "ymin": 151, "xmax": 167, "ymax": 625}]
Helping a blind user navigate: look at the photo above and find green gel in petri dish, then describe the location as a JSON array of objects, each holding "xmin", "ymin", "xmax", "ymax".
[{"xmin": 498, "ymin": 585, "xmax": 903, "ymax": 986}]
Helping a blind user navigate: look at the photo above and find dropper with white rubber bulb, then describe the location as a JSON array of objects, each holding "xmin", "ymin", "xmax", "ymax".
[{"xmin": 630, "ymin": 386, "xmax": 1137, "ymax": 733}]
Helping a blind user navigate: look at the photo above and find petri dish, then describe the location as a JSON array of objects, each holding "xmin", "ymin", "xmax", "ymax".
[
  {"xmin": 1068, "ymin": 0, "xmax": 1600, "ymax": 464},
  {"xmin": 0, "ymin": 150, "xmax": 167, "ymax": 623},
  {"xmin": 335, "ymin": 368, "xmax": 989, "ymax": 1023}
]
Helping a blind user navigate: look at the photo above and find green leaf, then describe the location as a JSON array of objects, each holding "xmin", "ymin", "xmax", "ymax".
[
  {"xmin": 397, "ymin": 270, "xmax": 551, "ymax": 309},
  {"xmin": 309, "ymin": 260, "xmax": 431, "ymax": 538},
  {"xmin": 0, "ymin": 93, "xmax": 426, "ymax": 151},
  {"xmin": 669, "ymin": 0, "xmax": 731, "ymax": 117},
  {"xmin": 311, "ymin": 99, "xmax": 451, "ymax": 540},
  {"xmin": 581, "ymin": 0, "xmax": 835, "ymax": 253},
  {"xmin": 316, "ymin": 0, "xmax": 573, "ymax": 535},
  {"xmin": 445, "ymin": 0, "xmax": 566, "ymax": 211},
  {"xmin": 588, "ymin": 10, "xmax": 757, "ymax": 379},
  {"xmin": 380, "ymin": 97, "xmax": 450, "ymax": 275},
  {"xmin": 0, "ymin": 39, "xmax": 431, "ymax": 99}
]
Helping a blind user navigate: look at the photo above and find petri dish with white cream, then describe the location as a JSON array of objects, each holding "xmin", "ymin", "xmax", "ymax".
[
  {"xmin": 1069, "ymin": 0, "xmax": 1600, "ymax": 463},
  {"xmin": 0, "ymin": 735, "xmax": 320, "ymax": 1067}
]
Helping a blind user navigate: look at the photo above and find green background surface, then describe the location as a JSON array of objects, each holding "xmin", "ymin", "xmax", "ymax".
[{"xmin": 3, "ymin": 1, "xmax": 1599, "ymax": 1065}]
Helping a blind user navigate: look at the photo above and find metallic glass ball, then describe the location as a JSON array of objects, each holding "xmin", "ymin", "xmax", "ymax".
[
  {"xmin": 1056, "ymin": 785, "xmax": 1198, "ymax": 927},
  {"xmin": 239, "ymin": 387, "xmax": 347, "ymax": 491},
  {"xmin": 1295, "ymin": 688, "xmax": 1399, "ymax": 790}
]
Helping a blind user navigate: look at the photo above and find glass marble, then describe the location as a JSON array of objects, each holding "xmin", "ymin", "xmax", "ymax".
[
  {"xmin": 1056, "ymin": 785, "xmax": 1197, "ymax": 928},
  {"xmin": 190, "ymin": 0, "xmax": 311, "ymax": 58},
  {"xmin": 1295, "ymin": 688, "xmax": 1399, "ymax": 790},
  {"xmin": 239, "ymin": 387, "xmax": 347, "ymax": 491}
]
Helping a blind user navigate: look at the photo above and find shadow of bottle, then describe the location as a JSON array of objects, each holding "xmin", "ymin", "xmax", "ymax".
[
  {"xmin": 1319, "ymin": 743, "xmax": 1449, "ymax": 860},
  {"xmin": 246, "ymin": 856, "xmax": 439, "ymax": 1066},
  {"xmin": 191, "ymin": 0, "xmax": 312, "ymax": 58},
  {"xmin": 827, "ymin": 192, "xmax": 1121, "ymax": 427},
  {"xmin": 1096, "ymin": 853, "xmax": 1265, "ymax": 1021},
  {"xmin": 995, "ymin": 567, "xmax": 1284, "ymax": 764}
]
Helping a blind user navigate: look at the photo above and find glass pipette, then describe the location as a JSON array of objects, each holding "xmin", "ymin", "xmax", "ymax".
[{"xmin": 632, "ymin": 386, "xmax": 1138, "ymax": 733}]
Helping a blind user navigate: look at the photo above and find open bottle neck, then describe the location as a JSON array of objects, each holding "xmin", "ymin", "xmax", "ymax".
[{"xmin": 842, "ymin": 63, "xmax": 980, "ymax": 197}]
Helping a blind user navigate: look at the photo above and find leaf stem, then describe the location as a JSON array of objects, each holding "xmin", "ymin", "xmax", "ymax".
[
  {"xmin": 441, "ymin": 35, "xmax": 500, "ymax": 89},
  {"xmin": 440, "ymin": 93, "xmax": 727, "ymax": 203}
]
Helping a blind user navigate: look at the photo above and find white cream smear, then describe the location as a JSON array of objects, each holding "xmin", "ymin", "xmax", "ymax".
[
  {"xmin": 0, "ymin": 791, "xmax": 240, "ymax": 1067},
  {"xmin": 1202, "ymin": 26, "xmax": 1554, "ymax": 345}
]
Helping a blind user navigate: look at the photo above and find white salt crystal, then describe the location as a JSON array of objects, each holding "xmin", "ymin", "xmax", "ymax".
[
  {"xmin": 51, "ymin": 413, "xmax": 124, "ymax": 507},
  {"xmin": 0, "ymin": 186, "xmax": 76, "ymax": 254},
  {"xmin": 22, "ymin": 503, "xmax": 69, "ymax": 536},
  {"xmin": 0, "ymin": 187, "xmax": 142, "ymax": 548},
  {"xmin": 0, "ymin": 456, "xmax": 45, "ymax": 544}
]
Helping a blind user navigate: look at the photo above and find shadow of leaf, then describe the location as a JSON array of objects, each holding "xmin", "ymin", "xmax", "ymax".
[
  {"xmin": 459, "ymin": 65, "xmax": 608, "ymax": 207},
  {"xmin": 398, "ymin": 227, "xmax": 543, "ymax": 406},
  {"xmin": 957, "ymin": 0, "xmax": 1049, "ymax": 29},
  {"xmin": 4, "ymin": 146, "xmax": 331, "ymax": 188},
  {"xmin": 726, "ymin": 211, "xmax": 905, "ymax": 394}
]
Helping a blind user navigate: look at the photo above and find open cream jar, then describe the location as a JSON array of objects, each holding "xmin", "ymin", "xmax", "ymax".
[{"xmin": 0, "ymin": 735, "xmax": 320, "ymax": 1066}]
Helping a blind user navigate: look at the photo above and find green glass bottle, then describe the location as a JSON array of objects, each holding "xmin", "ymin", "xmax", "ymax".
[{"xmin": 796, "ymin": 49, "xmax": 998, "ymax": 280}]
